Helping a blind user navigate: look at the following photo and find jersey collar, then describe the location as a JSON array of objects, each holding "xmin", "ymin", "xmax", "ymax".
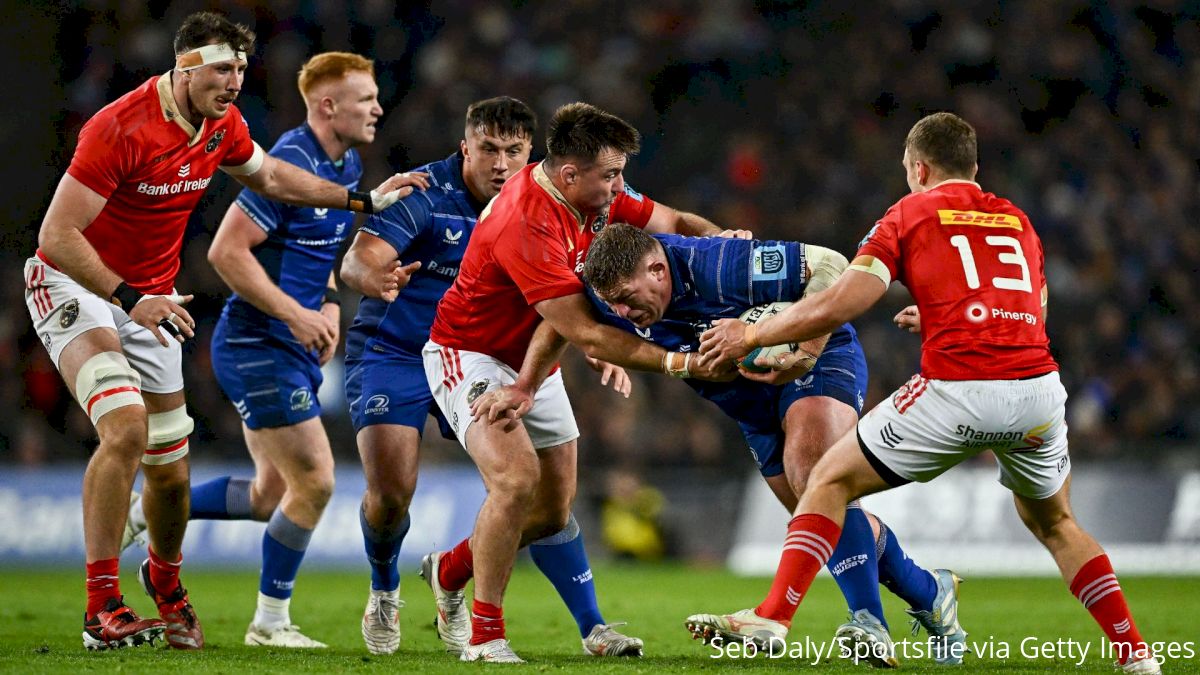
[
  {"xmin": 156, "ymin": 71, "xmax": 207, "ymax": 147},
  {"xmin": 928, "ymin": 178, "xmax": 981, "ymax": 191},
  {"xmin": 532, "ymin": 161, "xmax": 588, "ymax": 230}
]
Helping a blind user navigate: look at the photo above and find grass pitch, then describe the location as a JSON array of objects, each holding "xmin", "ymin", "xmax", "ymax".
[{"xmin": 0, "ymin": 562, "xmax": 1194, "ymax": 673}]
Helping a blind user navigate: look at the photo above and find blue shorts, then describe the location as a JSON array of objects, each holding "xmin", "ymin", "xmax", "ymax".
[
  {"xmin": 345, "ymin": 350, "xmax": 453, "ymax": 438},
  {"xmin": 740, "ymin": 338, "xmax": 869, "ymax": 478},
  {"xmin": 211, "ymin": 320, "xmax": 322, "ymax": 431}
]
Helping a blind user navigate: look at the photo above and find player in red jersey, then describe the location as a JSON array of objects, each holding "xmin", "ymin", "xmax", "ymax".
[
  {"xmin": 25, "ymin": 11, "xmax": 418, "ymax": 652},
  {"xmin": 694, "ymin": 113, "xmax": 1160, "ymax": 673},
  {"xmin": 421, "ymin": 102, "xmax": 741, "ymax": 662}
]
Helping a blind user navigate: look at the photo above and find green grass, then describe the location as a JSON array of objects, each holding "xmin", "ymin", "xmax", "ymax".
[{"xmin": 0, "ymin": 563, "xmax": 1194, "ymax": 673}]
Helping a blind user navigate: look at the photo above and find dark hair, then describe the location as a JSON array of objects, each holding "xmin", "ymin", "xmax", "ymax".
[
  {"xmin": 466, "ymin": 96, "xmax": 538, "ymax": 140},
  {"xmin": 905, "ymin": 112, "xmax": 977, "ymax": 177},
  {"xmin": 545, "ymin": 102, "xmax": 640, "ymax": 168},
  {"xmin": 582, "ymin": 224, "xmax": 659, "ymax": 296},
  {"xmin": 174, "ymin": 11, "xmax": 256, "ymax": 56}
]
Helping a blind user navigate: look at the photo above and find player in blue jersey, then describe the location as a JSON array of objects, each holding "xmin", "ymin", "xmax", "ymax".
[
  {"xmin": 581, "ymin": 225, "xmax": 966, "ymax": 667},
  {"xmin": 122, "ymin": 52, "xmax": 428, "ymax": 648},
  {"xmin": 339, "ymin": 97, "xmax": 645, "ymax": 657}
]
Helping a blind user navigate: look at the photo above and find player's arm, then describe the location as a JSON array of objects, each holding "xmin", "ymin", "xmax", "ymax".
[
  {"xmin": 535, "ymin": 293, "xmax": 731, "ymax": 380},
  {"xmin": 470, "ymin": 319, "xmax": 569, "ymax": 427},
  {"xmin": 642, "ymin": 201, "xmax": 750, "ymax": 239},
  {"xmin": 231, "ymin": 154, "xmax": 430, "ymax": 214},
  {"xmin": 37, "ymin": 174, "xmax": 194, "ymax": 346},
  {"xmin": 339, "ymin": 231, "xmax": 421, "ymax": 302},
  {"xmin": 699, "ymin": 256, "xmax": 886, "ymax": 368},
  {"xmin": 208, "ymin": 203, "xmax": 335, "ymax": 354}
]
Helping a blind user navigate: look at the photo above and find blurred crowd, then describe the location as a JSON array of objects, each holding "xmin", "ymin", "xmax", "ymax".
[{"xmin": 4, "ymin": 1, "xmax": 1197, "ymax": 475}]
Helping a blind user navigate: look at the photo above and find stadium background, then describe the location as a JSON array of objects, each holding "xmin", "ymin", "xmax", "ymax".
[{"xmin": 1, "ymin": 1, "xmax": 1198, "ymax": 572}]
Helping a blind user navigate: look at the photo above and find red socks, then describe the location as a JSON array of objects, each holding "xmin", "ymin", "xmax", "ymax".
[
  {"xmin": 470, "ymin": 599, "xmax": 505, "ymax": 645},
  {"xmin": 148, "ymin": 547, "xmax": 182, "ymax": 597},
  {"xmin": 438, "ymin": 538, "xmax": 475, "ymax": 592},
  {"xmin": 85, "ymin": 558, "xmax": 121, "ymax": 616},
  {"xmin": 756, "ymin": 513, "xmax": 842, "ymax": 624},
  {"xmin": 1071, "ymin": 554, "xmax": 1148, "ymax": 664}
]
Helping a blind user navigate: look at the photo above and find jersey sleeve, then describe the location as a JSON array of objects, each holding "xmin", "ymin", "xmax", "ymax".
[
  {"xmin": 66, "ymin": 112, "xmax": 136, "ymax": 200},
  {"xmin": 218, "ymin": 107, "xmax": 258, "ymax": 169},
  {"xmin": 233, "ymin": 141, "xmax": 318, "ymax": 233},
  {"xmin": 608, "ymin": 182, "xmax": 655, "ymax": 228},
  {"xmin": 494, "ymin": 201, "xmax": 582, "ymax": 305},
  {"xmin": 855, "ymin": 201, "xmax": 904, "ymax": 284},
  {"xmin": 360, "ymin": 194, "xmax": 427, "ymax": 256},
  {"xmin": 750, "ymin": 240, "xmax": 806, "ymax": 304}
]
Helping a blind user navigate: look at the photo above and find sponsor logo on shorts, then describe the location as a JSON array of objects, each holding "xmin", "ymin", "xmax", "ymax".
[
  {"xmin": 289, "ymin": 387, "xmax": 313, "ymax": 412},
  {"xmin": 59, "ymin": 299, "xmax": 79, "ymax": 329},
  {"xmin": 879, "ymin": 422, "xmax": 902, "ymax": 448},
  {"xmin": 364, "ymin": 394, "xmax": 390, "ymax": 415},
  {"xmin": 41, "ymin": 332, "xmax": 52, "ymax": 351},
  {"xmin": 955, "ymin": 421, "xmax": 1050, "ymax": 451},
  {"xmin": 466, "ymin": 379, "xmax": 491, "ymax": 405},
  {"xmin": 205, "ymin": 129, "xmax": 225, "ymax": 153}
]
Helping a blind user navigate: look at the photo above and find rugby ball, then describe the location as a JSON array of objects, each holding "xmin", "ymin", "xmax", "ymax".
[{"xmin": 738, "ymin": 302, "xmax": 799, "ymax": 373}]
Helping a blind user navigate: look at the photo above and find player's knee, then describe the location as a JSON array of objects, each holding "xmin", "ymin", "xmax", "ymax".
[
  {"xmin": 96, "ymin": 407, "xmax": 149, "ymax": 460},
  {"xmin": 300, "ymin": 472, "xmax": 335, "ymax": 510},
  {"xmin": 142, "ymin": 406, "xmax": 194, "ymax": 466},
  {"xmin": 371, "ymin": 480, "xmax": 415, "ymax": 512},
  {"xmin": 76, "ymin": 351, "xmax": 144, "ymax": 429},
  {"xmin": 489, "ymin": 468, "xmax": 540, "ymax": 507},
  {"xmin": 144, "ymin": 460, "xmax": 190, "ymax": 494}
]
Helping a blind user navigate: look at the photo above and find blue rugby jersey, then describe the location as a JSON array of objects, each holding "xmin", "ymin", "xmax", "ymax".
[
  {"xmin": 219, "ymin": 124, "xmax": 361, "ymax": 342},
  {"xmin": 590, "ymin": 234, "xmax": 861, "ymax": 428},
  {"xmin": 345, "ymin": 153, "xmax": 483, "ymax": 362}
]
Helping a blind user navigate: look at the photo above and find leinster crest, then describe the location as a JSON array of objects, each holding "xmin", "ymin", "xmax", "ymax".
[
  {"xmin": 59, "ymin": 299, "xmax": 79, "ymax": 329},
  {"xmin": 466, "ymin": 379, "xmax": 491, "ymax": 405},
  {"xmin": 205, "ymin": 129, "xmax": 226, "ymax": 153}
]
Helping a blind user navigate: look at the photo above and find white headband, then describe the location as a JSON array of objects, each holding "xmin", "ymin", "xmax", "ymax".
[{"xmin": 175, "ymin": 43, "xmax": 247, "ymax": 72}]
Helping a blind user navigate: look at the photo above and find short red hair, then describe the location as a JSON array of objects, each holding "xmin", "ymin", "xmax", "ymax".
[{"xmin": 297, "ymin": 52, "xmax": 375, "ymax": 98}]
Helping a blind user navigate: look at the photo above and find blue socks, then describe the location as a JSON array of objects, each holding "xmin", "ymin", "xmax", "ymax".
[
  {"xmin": 876, "ymin": 517, "xmax": 938, "ymax": 612},
  {"xmin": 259, "ymin": 509, "xmax": 314, "ymax": 599},
  {"xmin": 826, "ymin": 501, "xmax": 888, "ymax": 627},
  {"xmin": 189, "ymin": 476, "xmax": 252, "ymax": 519},
  {"xmin": 360, "ymin": 506, "xmax": 411, "ymax": 592},
  {"xmin": 529, "ymin": 514, "xmax": 604, "ymax": 637}
]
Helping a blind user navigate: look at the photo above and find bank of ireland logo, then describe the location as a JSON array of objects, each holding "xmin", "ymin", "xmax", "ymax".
[
  {"xmin": 289, "ymin": 387, "xmax": 313, "ymax": 412},
  {"xmin": 365, "ymin": 394, "xmax": 390, "ymax": 415}
]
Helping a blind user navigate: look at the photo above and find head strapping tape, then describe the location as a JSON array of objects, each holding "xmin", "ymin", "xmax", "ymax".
[{"xmin": 176, "ymin": 43, "xmax": 247, "ymax": 72}]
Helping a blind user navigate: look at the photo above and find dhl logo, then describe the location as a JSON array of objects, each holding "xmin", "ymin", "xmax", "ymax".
[{"xmin": 938, "ymin": 210, "xmax": 1022, "ymax": 230}]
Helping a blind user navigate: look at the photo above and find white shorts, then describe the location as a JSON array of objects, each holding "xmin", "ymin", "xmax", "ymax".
[
  {"xmin": 24, "ymin": 256, "xmax": 184, "ymax": 395},
  {"xmin": 856, "ymin": 371, "xmax": 1070, "ymax": 499},
  {"xmin": 422, "ymin": 340, "xmax": 579, "ymax": 452}
]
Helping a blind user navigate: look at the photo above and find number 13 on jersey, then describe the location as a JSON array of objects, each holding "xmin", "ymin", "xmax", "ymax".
[{"xmin": 949, "ymin": 234, "xmax": 1032, "ymax": 294}]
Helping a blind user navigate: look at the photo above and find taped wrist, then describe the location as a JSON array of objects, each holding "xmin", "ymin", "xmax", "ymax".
[
  {"xmin": 346, "ymin": 189, "xmax": 373, "ymax": 214},
  {"xmin": 662, "ymin": 351, "xmax": 692, "ymax": 378},
  {"xmin": 803, "ymin": 245, "xmax": 849, "ymax": 295}
]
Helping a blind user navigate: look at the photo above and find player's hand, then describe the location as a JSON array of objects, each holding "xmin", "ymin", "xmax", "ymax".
[
  {"xmin": 128, "ymin": 294, "xmax": 195, "ymax": 347},
  {"xmin": 317, "ymin": 302, "xmax": 340, "ymax": 365},
  {"xmin": 369, "ymin": 171, "xmax": 431, "ymax": 212},
  {"xmin": 688, "ymin": 354, "xmax": 738, "ymax": 382},
  {"xmin": 894, "ymin": 305, "xmax": 921, "ymax": 333},
  {"xmin": 285, "ymin": 304, "xmax": 338, "ymax": 357},
  {"xmin": 375, "ymin": 260, "xmax": 422, "ymax": 302},
  {"xmin": 717, "ymin": 228, "xmax": 752, "ymax": 239},
  {"xmin": 740, "ymin": 351, "xmax": 818, "ymax": 384},
  {"xmin": 469, "ymin": 384, "xmax": 533, "ymax": 432},
  {"xmin": 697, "ymin": 318, "xmax": 753, "ymax": 370},
  {"xmin": 585, "ymin": 355, "xmax": 632, "ymax": 398}
]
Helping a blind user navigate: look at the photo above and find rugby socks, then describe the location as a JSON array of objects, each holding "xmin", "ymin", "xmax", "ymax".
[
  {"xmin": 756, "ymin": 513, "xmax": 841, "ymax": 624},
  {"xmin": 85, "ymin": 558, "xmax": 121, "ymax": 616},
  {"xmin": 876, "ymin": 517, "xmax": 938, "ymax": 611},
  {"xmin": 470, "ymin": 599, "xmax": 505, "ymax": 645},
  {"xmin": 189, "ymin": 477, "xmax": 253, "ymax": 519},
  {"xmin": 529, "ymin": 514, "xmax": 605, "ymax": 637},
  {"xmin": 360, "ymin": 506, "xmax": 410, "ymax": 592},
  {"xmin": 437, "ymin": 537, "xmax": 474, "ymax": 592},
  {"xmin": 826, "ymin": 502, "xmax": 887, "ymax": 627},
  {"xmin": 259, "ymin": 509, "xmax": 313, "ymax": 611},
  {"xmin": 147, "ymin": 547, "xmax": 182, "ymax": 596},
  {"xmin": 1070, "ymin": 554, "xmax": 1149, "ymax": 664}
]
